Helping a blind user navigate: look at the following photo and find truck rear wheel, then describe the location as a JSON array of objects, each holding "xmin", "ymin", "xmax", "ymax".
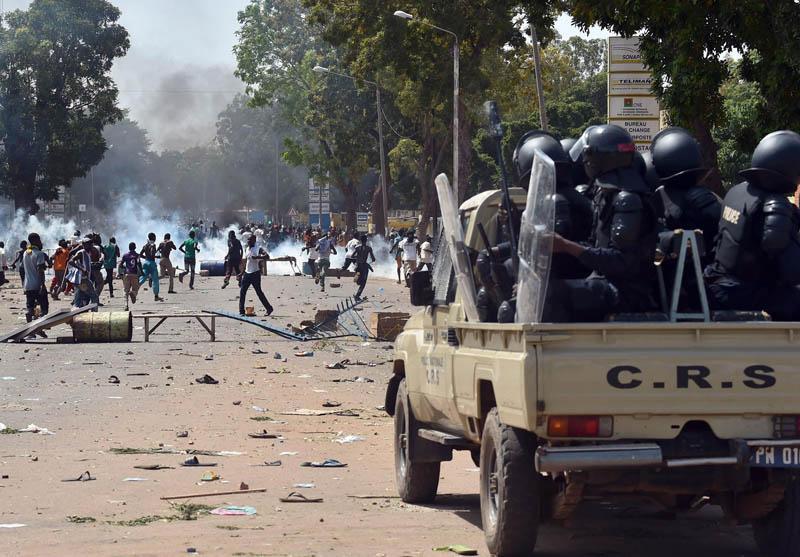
[
  {"xmin": 753, "ymin": 479, "xmax": 800, "ymax": 557},
  {"xmin": 394, "ymin": 379, "xmax": 440, "ymax": 503},
  {"xmin": 480, "ymin": 408, "xmax": 540, "ymax": 556}
]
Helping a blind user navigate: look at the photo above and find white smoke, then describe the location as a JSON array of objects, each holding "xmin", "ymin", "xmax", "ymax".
[{"xmin": 1, "ymin": 197, "xmax": 409, "ymax": 280}]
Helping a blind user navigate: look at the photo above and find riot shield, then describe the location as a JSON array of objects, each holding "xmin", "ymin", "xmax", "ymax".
[
  {"xmin": 515, "ymin": 149, "xmax": 556, "ymax": 324},
  {"xmin": 431, "ymin": 226, "xmax": 455, "ymax": 305},
  {"xmin": 434, "ymin": 174, "xmax": 480, "ymax": 322}
]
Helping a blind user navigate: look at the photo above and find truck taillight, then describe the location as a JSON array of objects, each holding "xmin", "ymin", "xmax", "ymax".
[
  {"xmin": 773, "ymin": 416, "xmax": 800, "ymax": 438},
  {"xmin": 548, "ymin": 416, "xmax": 613, "ymax": 438}
]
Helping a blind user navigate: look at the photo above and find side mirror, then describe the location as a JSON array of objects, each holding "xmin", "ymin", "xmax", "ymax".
[{"xmin": 409, "ymin": 270, "xmax": 434, "ymax": 306}]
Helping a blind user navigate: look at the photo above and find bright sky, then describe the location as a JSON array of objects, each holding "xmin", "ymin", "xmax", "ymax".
[{"xmin": 0, "ymin": 1, "xmax": 605, "ymax": 150}]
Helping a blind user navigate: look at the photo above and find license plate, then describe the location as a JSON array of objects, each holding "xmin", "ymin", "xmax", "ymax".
[{"xmin": 750, "ymin": 445, "xmax": 800, "ymax": 468}]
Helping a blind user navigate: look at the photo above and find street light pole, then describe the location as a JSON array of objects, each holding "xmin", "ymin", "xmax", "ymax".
[
  {"xmin": 313, "ymin": 65, "xmax": 390, "ymax": 236},
  {"xmin": 394, "ymin": 11, "xmax": 459, "ymax": 201}
]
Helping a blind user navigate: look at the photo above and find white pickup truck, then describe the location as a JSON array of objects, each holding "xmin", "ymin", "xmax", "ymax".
[{"xmin": 386, "ymin": 187, "xmax": 800, "ymax": 557}]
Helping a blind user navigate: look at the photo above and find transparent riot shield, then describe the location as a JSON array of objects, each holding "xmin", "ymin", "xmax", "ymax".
[
  {"xmin": 515, "ymin": 149, "xmax": 556, "ymax": 324},
  {"xmin": 434, "ymin": 174, "xmax": 480, "ymax": 322}
]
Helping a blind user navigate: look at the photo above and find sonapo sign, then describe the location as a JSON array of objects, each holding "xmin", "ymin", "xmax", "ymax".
[{"xmin": 608, "ymin": 36, "xmax": 663, "ymax": 147}]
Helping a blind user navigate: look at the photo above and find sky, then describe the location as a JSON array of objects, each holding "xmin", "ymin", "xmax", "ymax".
[{"xmin": 1, "ymin": 1, "xmax": 604, "ymax": 151}]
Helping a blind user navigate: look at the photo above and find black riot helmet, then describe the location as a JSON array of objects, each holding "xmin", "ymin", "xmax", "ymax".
[
  {"xmin": 570, "ymin": 124, "xmax": 635, "ymax": 180},
  {"xmin": 739, "ymin": 130, "xmax": 800, "ymax": 194},
  {"xmin": 639, "ymin": 151, "xmax": 660, "ymax": 190},
  {"xmin": 560, "ymin": 137, "xmax": 587, "ymax": 186},
  {"xmin": 513, "ymin": 130, "xmax": 569, "ymax": 186},
  {"xmin": 650, "ymin": 127, "xmax": 709, "ymax": 189}
]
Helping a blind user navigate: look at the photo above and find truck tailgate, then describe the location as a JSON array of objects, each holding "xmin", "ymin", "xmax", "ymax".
[{"xmin": 535, "ymin": 322, "xmax": 800, "ymax": 418}]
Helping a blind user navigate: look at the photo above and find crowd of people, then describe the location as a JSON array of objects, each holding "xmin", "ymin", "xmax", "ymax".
[{"xmin": 0, "ymin": 219, "xmax": 422, "ymax": 331}]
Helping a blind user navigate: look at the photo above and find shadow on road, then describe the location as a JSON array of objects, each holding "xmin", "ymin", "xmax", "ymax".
[{"xmin": 421, "ymin": 495, "xmax": 760, "ymax": 557}]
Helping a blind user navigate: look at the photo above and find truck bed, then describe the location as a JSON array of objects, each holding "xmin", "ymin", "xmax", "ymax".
[{"xmin": 451, "ymin": 320, "xmax": 800, "ymax": 440}]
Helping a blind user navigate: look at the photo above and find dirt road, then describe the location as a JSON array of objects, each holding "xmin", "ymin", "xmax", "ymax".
[{"xmin": 0, "ymin": 271, "xmax": 760, "ymax": 556}]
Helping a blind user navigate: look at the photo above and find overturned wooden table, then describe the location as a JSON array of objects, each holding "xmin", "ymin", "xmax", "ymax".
[{"xmin": 134, "ymin": 311, "xmax": 217, "ymax": 342}]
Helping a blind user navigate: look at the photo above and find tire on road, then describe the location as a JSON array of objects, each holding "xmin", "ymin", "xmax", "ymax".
[
  {"xmin": 394, "ymin": 378, "xmax": 440, "ymax": 503},
  {"xmin": 480, "ymin": 407, "xmax": 540, "ymax": 556},
  {"xmin": 754, "ymin": 478, "xmax": 800, "ymax": 557}
]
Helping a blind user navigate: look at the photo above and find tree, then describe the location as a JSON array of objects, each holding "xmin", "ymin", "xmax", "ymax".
[
  {"xmin": 471, "ymin": 34, "xmax": 607, "ymax": 192},
  {"xmin": 568, "ymin": 2, "xmax": 747, "ymax": 194},
  {"xmin": 0, "ymin": 0, "xmax": 129, "ymax": 214},
  {"xmin": 234, "ymin": 0, "xmax": 380, "ymax": 232},
  {"xmin": 713, "ymin": 58, "xmax": 766, "ymax": 189},
  {"xmin": 306, "ymin": 0, "xmax": 559, "ymax": 233},
  {"xmin": 215, "ymin": 94, "xmax": 307, "ymax": 222}
]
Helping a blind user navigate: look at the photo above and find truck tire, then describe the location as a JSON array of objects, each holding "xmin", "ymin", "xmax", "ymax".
[
  {"xmin": 753, "ymin": 479, "xmax": 800, "ymax": 557},
  {"xmin": 480, "ymin": 408, "xmax": 540, "ymax": 556},
  {"xmin": 394, "ymin": 379, "xmax": 440, "ymax": 503}
]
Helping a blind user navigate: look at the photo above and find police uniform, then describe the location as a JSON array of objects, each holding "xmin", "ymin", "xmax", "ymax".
[
  {"xmin": 705, "ymin": 130, "xmax": 800, "ymax": 320},
  {"xmin": 650, "ymin": 128, "xmax": 721, "ymax": 256},
  {"xmin": 548, "ymin": 125, "xmax": 659, "ymax": 322}
]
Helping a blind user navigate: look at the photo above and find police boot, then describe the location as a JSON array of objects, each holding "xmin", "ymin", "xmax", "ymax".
[{"xmin": 477, "ymin": 287, "xmax": 497, "ymax": 323}]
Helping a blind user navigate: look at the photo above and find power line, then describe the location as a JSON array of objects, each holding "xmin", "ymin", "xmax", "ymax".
[{"xmin": 120, "ymin": 90, "xmax": 243, "ymax": 94}]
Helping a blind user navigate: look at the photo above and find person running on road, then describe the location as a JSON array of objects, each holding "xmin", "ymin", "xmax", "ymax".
[
  {"xmin": 390, "ymin": 233, "xmax": 403, "ymax": 284},
  {"xmin": 353, "ymin": 234, "xmax": 376, "ymax": 300},
  {"xmin": 158, "ymin": 233, "xmax": 178, "ymax": 294},
  {"xmin": 419, "ymin": 234, "xmax": 434, "ymax": 272},
  {"xmin": 222, "ymin": 229, "xmax": 243, "ymax": 289},
  {"xmin": 342, "ymin": 232, "xmax": 361, "ymax": 271},
  {"xmin": 11, "ymin": 240, "xmax": 27, "ymax": 285},
  {"xmin": 120, "ymin": 242, "xmax": 141, "ymax": 310},
  {"xmin": 102, "ymin": 237, "xmax": 120, "ymax": 299},
  {"xmin": 398, "ymin": 230, "xmax": 419, "ymax": 287},
  {"xmin": 178, "ymin": 230, "xmax": 199, "ymax": 289},
  {"xmin": 22, "ymin": 233, "xmax": 49, "ymax": 333},
  {"xmin": 139, "ymin": 232, "xmax": 164, "ymax": 302},
  {"xmin": 315, "ymin": 231, "xmax": 337, "ymax": 293},
  {"xmin": 67, "ymin": 237, "xmax": 100, "ymax": 310},
  {"xmin": 301, "ymin": 230, "xmax": 318, "ymax": 279},
  {"xmin": 239, "ymin": 234, "xmax": 273, "ymax": 317},
  {"xmin": 50, "ymin": 239, "xmax": 70, "ymax": 300},
  {"xmin": 88, "ymin": 234, "xmax": 105, "ymax": 299}
]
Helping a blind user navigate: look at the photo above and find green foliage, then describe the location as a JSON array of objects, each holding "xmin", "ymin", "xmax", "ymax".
[
  {"xmin": 0, "ymin": 0, "xmax": 129, "ymax": 214},
  {"xmin": 235, "ymin": 0, "xmax": 380, "ymax": 230},
  {"xmin": 471, "ymin": 35, "xmax": 607, "ymax": 191},
  {"xmin": 713, "ymin": 59, "xmax": 766, "ymax": 189}
]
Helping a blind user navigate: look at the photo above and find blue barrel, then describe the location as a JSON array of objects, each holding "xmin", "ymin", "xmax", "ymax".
[{"xmin": 200, "ymin": 261, "xmax": 226, "ymax": 277}]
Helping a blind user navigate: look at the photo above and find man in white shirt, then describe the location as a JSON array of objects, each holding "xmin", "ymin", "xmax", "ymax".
[
  {"xmin": 399, "ymin": 230, "xmax": 419, "ymax": 287},
  {"xmin": 239, "ymin": 234, "xmax": 274, "ymax": 317},
  {"xmin": 342, "ymin": 232, "xmax": 361, "ymax": 271},
  {"xmin": 419, "ymin": 234, "xmax": 434, "ymax": 271},
  {"xmin": 314, "ymin": 231, "xmax": 337, "ymax": 292}
]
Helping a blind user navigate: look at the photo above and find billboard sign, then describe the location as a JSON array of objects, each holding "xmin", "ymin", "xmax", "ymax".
[{"xmin": 608, "ymin": 36, "xmax": 662, "ymax": 148}]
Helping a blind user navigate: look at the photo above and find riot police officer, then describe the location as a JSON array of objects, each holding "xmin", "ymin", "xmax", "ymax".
[
  {"xmin": 548, "ymin": 124, "xmax": 659, "ymax": 321},
  {"xmin": 705, "ymin": 130, "xmax": 800, "ymax": 321},
  {"xmin": 515, "ymin": 131, "xmax": 593, "ymax": 278},
  {"xmin": 650, "ymin": 127, "xmax": 721, "ymax": 250}
]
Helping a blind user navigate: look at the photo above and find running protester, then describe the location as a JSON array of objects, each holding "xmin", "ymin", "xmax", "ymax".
[
  {"xmin": 178, "ymin": 230, "xmax": 199, "ymax": 289},
  {"xmin": 139, "ymin": 232, "xmax": 164, "ymax": 301},
  {"xmin": 22, "ymin": 233, "xmax": 49, "ymax": 330},
  {"xmin": 67, "ymin": 237, "xmax": 100, "ymax": 309},
  {"xmin": 50, "ymin": 239, "xmax": 70, "ymax": 300},
  {"xmin": 102, "ymin": 237, "xmax": 121, "ymax": 298},
  {"xmin": 222, "ymin": 229, "xmax": 243, "ymax": 289},
  {"xmin": 353, "ymin": 234, "xmax": 376, "ymax": 300},
  {"xmin": 239, "ymin": 234, "xmax": 274, "ymax": 316},
  {"xmin": 314, "ymin": 231, "xmax": 337, "ymax": 293},
  {"xmin": 120, "ymin": 242, "xmax": 141, "ymax": 310},
  {"xmin": 158, "ymin": 233, "xmax": 178, "ymax": 294},
  {"xmin": 342, "ymin": 233, "xmax": 361, "ymax": 271}
]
